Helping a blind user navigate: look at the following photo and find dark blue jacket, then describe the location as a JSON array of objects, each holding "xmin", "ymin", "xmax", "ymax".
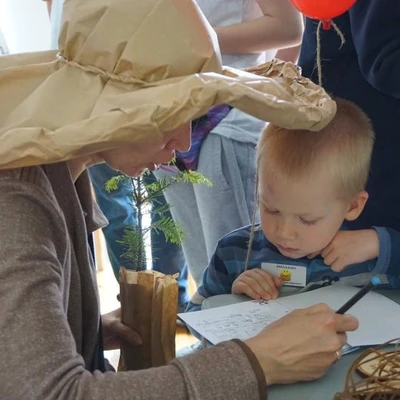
[{"xmin": 299, "ymin": 0, "xmax": 400, "ymax": 282}]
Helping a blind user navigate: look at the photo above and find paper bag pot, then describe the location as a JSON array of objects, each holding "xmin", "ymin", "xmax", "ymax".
[{"xmin": 118, "ymin": 268, "xmax": 178, "ymax": 370}]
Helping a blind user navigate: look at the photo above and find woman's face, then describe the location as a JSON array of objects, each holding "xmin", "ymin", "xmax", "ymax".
[{"xmin": 99, "ymin": 123, "xmax": 191, "ymax": 176}]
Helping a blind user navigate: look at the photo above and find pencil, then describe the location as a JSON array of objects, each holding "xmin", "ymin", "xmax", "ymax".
[{"xmin": 336, "ymin": 276, "xmax": 381, "ymax": 315}]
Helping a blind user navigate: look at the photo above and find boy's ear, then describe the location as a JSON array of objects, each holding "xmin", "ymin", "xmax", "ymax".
[{"xmin": 345, "ymin": 191, "xmax": 369, "ymax": 221}]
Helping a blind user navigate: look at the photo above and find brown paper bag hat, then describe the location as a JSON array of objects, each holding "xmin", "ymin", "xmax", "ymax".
[{"xmin": 0, "ymin": 0, "xmax": 336, "ymax": 170}]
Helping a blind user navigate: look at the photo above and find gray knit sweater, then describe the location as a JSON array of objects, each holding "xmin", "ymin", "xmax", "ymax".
[{"xmin": 0, "ymin": 162, "xmax": 266, "ymax": 400}]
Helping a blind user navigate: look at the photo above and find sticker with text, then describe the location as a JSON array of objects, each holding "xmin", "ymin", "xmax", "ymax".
[{"xmin": 261, "ymin": 262, "xmax": 307, "ymax": 287}]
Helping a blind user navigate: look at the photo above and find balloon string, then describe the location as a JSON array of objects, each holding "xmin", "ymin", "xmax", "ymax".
[
  {"xmin": 316, "ymin": 20, "xmax": 346, "ymax": 87},
  {"xmin": 316, "ymin": 21, "xmax": 323, "ymax": 87},
  {"xmin": 331, "ymin": 20, "xmax": 346, "ymax": 48}
]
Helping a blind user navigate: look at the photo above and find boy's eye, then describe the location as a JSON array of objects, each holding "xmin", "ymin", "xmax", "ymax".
[
  {"xmin": 264, "ymin": 206, "xmax": 279, "ymax": 215},
  {"xmin": 300, "ymin": 217, "xmax": 318, "ymax": 226}
]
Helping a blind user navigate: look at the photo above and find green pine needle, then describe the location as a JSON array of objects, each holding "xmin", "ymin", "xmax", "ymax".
[{"xmin": 151, "ymin": 216, "xmax": 185, "ymax": 245}]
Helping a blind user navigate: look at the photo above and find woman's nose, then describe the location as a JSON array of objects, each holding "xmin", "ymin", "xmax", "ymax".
[{"xmin": 166, "ymin": 123, "xmax": 192, "ymax": 152}]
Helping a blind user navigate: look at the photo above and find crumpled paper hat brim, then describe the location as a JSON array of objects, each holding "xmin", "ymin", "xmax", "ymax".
[
  {"xmin": 0, "ymin": 57, "xmax": 336, "ymax": 170},
  {"xmin": 0, "ymin": 0, "xmax": 337, "ymax": 170}
]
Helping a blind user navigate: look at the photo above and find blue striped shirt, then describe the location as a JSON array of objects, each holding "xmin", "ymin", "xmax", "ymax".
[{"xmin": 187, "ymin": 224, "xmax": 400, "ymax": 312}]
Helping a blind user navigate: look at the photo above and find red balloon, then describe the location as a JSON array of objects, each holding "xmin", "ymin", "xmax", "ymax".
[{"xmin": 290, "ymin": 0, "xmax": 357, "ymax": 20}]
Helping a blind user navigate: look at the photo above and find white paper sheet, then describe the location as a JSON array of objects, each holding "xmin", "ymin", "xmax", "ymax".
[
  {"xmin": 179, "ymin": 285, "xmax": 400, "ymax": 347},
  {"xmin": 277, "ymin": 285, "xmax": 400, "ymax": 346},
  {"xmin": 180, "ymin": 300, "xmax": 290, "ymax": 344}
]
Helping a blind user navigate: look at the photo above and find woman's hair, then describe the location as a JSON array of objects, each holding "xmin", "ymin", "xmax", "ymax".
[
  {"xmin": 257, "ymin": 98, "xmax": 375, "ymax": 199},
  {"xmin": 244, "ymin": 98, "xmax": 374, "ymax": 270}
]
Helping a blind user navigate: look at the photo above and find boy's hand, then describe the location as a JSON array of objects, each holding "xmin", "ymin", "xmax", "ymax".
[
  {"xmin": 232, "ymin": 269, "xmax": 282, "ymax": 300},
  {"xmin": 308, "ymin": 230, "xmax": 379, "ymax": 272}
]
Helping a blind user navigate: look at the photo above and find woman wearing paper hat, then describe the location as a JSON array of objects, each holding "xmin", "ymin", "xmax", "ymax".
[{"xmin": 0, "ymin": 0, "xmax": 358, "ymax": 398}]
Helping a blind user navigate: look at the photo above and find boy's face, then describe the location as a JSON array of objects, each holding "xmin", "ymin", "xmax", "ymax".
[{"xmin": 258, "ymin": 165, "xmax": 365, "ymax": 259}]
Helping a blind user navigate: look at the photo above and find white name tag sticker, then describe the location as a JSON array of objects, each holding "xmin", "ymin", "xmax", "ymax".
[{"xmin": 261, "ymin": 262, "xmax": 307, "ymax": 287}]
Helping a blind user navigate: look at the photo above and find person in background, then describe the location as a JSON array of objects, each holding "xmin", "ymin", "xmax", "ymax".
[
  {"xmin": 298, "ymin": 0, "xmax": 400, "ymax": 274},
  {"xmin": 89, "ymin": 165, "xmax": 190, "ymax": 311},
  {"xmin": 188, "ymin": 98, "xmax": 400, "ymax": 313},
  {"xmin": 154, "ymin": 0, "xmax": 304, "ymax": 286}
]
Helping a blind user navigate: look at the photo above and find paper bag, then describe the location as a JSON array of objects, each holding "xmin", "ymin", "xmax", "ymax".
[{"xmin": 119, "ymin": 268, "xmax": 178, "ymax": 370}]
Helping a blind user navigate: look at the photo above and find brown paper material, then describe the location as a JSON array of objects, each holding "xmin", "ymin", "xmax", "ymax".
[
  {"xmin": 119, "ymin": 268, "xmax": 178, "ymax": 370},
  {"xmin": 0, "ymin": 0, "xmax": 336, "ymax": 171},
  {"xmin": 151, "ymin": 274, "xmax": 179, "ymax": 366}
]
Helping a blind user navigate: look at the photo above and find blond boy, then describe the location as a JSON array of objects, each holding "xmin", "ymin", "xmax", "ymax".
[{"xmin": 188, "ymin": 98, "xmax": 399, "ymax": 312}]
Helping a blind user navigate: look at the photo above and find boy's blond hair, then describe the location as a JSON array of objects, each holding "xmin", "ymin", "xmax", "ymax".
[
  {"xmin": 244, "ymin": 98, "xmax": 374, "ymax": 270},
  {"xmin": 257, "ymin": 98, "xmax": 375, "ymax": 198}
]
